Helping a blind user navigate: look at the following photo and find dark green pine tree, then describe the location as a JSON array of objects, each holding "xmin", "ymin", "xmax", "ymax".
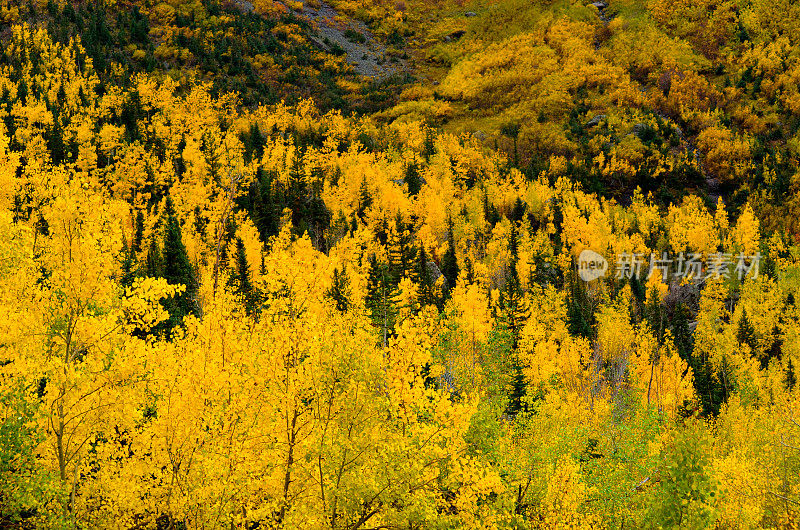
[
  {"xmin": 46, "ymin": 120, "xmax": 66, "ymax": 165},
  {"xmin": 325, "ymin": 267, "xmax": 351, "ymax": 312},
  {"xmin": 217, "ymin": 217, "xmax": 238, "ymax": 274},
  {"xmin": 463, "ymin": 255, "xmax": 475, "ymax": 284},
  {"xmin": 162, "ymin": 197, "xmax": 199, "ymax": 330},
  {"xmin": 387, "ymin": 213, "xmax": 416, "ymax": 284},
  {"xmin": 415, "ymin": 246, "xmax": 437, "ymax": 309},
  {"xmin": 509, "ymin": 197, "xmax": 526, "ymax": 223},
  {"xmin": 500, "ymin": 122, "xmax": 521, "ymax": 168},
  {"xmin": 566, "ymin": 270, "xmax": 594, "ymax": 340},
  {"xmin": 356, "ymin": 177, "xmax": 373, "ymax": 221},
  {"xmin": 423, "ymin": 127, "xmax": 436, "ymax": 161},
  {"xmin": 483, "ymin": 188, "xmax": 501, "ymax": 227},
  {"xmin": 17, "ymin": 79, "xmax": 27, "ymax": 106},
  {"xmin": 287, "ymin": 151, "xmax": 307, "ymax": 231},
  {"xmin": 229, "ymin": 237, "xmax": 258, "ymax": 315},
  {"xmin": 303, "ymin": 166, "xmax": 332, "ymax": 250},
  {"xmin": 143, "ymin": 236, "xmax": 163, "ymax": 278},
  {"xmin": 736, "ymin": 309, "xmax": 758, "ymax": 352},
  {"xmin": 763, "ymin": 325, "xmax": 783, "ymax": 370},
  {"xmin": 244, "ymin": 122, "xmax": 265, "ymax": 164},
  {"xmin": 691, "ymin": 353, "xmax": 725, "ymax": 417},
  {"xmin": 645, "ymin": 284, "xmax": 666, "ymax": 344},
  {"xmin": 786, "ymin": 359, "xmax": 797, "ymax": 391},
  {"xmin": 374, "ymin": 216, "xmax": 389, "ymax": 246},
  {"xmin": 119, "ymin": 235, "xmax": 137, "ymax": 288},
  {"xmin": 365, "ymin": 256, "xmax": 398, "ymax": 348},
  {"xmin": 251, "ymin": 169, "xmax": 279, "ymax": 241},
  {"xmin": 719, "ymin": 355, "xmax": 735, "ymax": 404},
  {"xmin": 405, "ymin": 162, "xmax": 422, "ymax": 197},
  {"xmin": 440, "ymin": 215, "xmax": 459, "ymax": 297},
  {"xmin": 672, "ymin": 303, "xmax": 693, "ymax": 364},
  {"xmin": 499, "ymin": 224, "xmax": 530, "ymax": 416},
  {"xmin": 132, "ymin": 210, "xmax": 145, "ymax": 254}
]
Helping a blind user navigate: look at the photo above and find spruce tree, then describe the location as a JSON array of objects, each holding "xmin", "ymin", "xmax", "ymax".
[
  {"xmin": 46, "ymin": 120, "xmax": 65, "ymax": 165},
  {"xmin": 482, "ymin": 188, "xmax": 500, "ymax": 227},
  {"xmin": 405, "ymin": 163, "xmax": 422, "ymax": 197},
  {"xmin": 672, "ymin": 302, "xmax": 693, "ymax": 363},
  {"xmin": 326, "ymin": 267, "xmax": 351, "ymax": 312},
  {"xmin": 162, "ymin": 197, "xmax": 199, "ymax": 328},
  {"xmin": 423, "ymin": 127, "xmax": 436, "ymax": 161},
  {"xmin": 365, "ymin": 256, "xmax": 397, "ymax": 348},
  {"xmin": 763, "ymin": 325, "xmax": 783, "ymax": 370},
  {"xmin": 229, "ymin": 237, "xmax": 257, "ymax": 315},
  {"xmin": 510, "ymin": 197, "xmax": 526, "ymax": 223},
  {"xmin": 244, "ymin": 122, "xmax": 264, "ymax": 164},
  {"xmin": 689, "ymin": 348, "xmax": 727, "ymax": 418},
  {"xmin": 415, "ymin": 246, "xmax": 437, "ymax": 309},
  {"xmin": 566, "ymin": 271, "xmax": 594, "ymax": 340},
  {"xmin": 736, "ymin": 309, "xmax": 757, "ymax": 352},
  {"xmin": 375, "ymin": 216, "xmax": 389, "ymax": 246},
  {"xmin": 143, "ymin": 236, "xmax": 162, "ymax": 279},
  {"xmin": 357, "ymin": 177, "xmax": 373, "ymax": 220},
  {"xmin": 287, "ymin": 152, "xmax": 306, "ymax": 230},
  {"xmin": 119, "ymin": 236, "xmax": 137, "ymax": 288},
  {"xmin": 132, "ymin": 210, "xmax": 144, "ymax": 254},
  {"xmin": 786, "ymin": 359, "xmax": 797, "ymax": 391},
  {"xmin": 719, "ymin": 355, "xmax": 735, "ymax": 404},
  {"xmin": 499, "ymin": 224, "xmax": 529, "ymax": 415},
  {"xmin": 388, "ymin": 213, "xmax": 416, "ymax": 285},
  {"xmin": 440, "ymin": 215, "xmax": 459, "ymax": 296},
  {"xmin": 252, "ymin": 169, "xmax": 279, "ymax": 241},
  {"xmin": 645, "ymin": 284, "xmax": 666, "ymax": 344}
]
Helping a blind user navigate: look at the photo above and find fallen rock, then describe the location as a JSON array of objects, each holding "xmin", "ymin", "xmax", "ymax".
[
  {"xmin": 586, "ymin": 114, "xmax": 607, "ymax": 127},
  {"xmin": 464, "ymin": 11, "xmax": 477, "ymax": 17},
  {"xmin": 308, "ymin": 36, "xmax": 331, "ymax": 52},
  {"xmin": 443, "ymin": 30, "xmax": 466, "ymax": 42},
  {"xmin": 591, "ymin": 1, "xmax": 608, "ymax": 9},
  {"xmin": 473, "ymin": 130, "xmax": 487, "ymax": 141},
  {"xmin": 233, "ymin": 0, "xmax": 254, "ymax": 13},
  {"xmin": 427, "ymin": 261, "xmax": 445, "ymax": 286}
]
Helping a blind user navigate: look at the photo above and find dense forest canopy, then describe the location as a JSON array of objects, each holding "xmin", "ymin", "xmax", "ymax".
[{"xmin": 1, "ymin": 0, "xmax": 800, "ymax": 528}]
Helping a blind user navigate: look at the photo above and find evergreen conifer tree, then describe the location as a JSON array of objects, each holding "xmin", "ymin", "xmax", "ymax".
[
  {"xmin": 415, "ymin": 246, "xmax": 437, "ymax": 309},
  {"xmin": 440, "ymin": 216, "xmax": 459, "ymax": 297},
  {"xmin": 737, "ymin": 309, "xmax": 758, "ymax": 352},
  {"xmin": 326, "ymin": 267, "xmax": 351, "ymax": 312},
  {"xmin": 162, "ymin": 197, "xmax": 199, "ymax": 329},
  {"xmin": 365, "ymin": 256, "xmax": 398, "ymax": 348},
  {"xmin": 405, "ymin": 163, "xmax": 422, "ymax": 197},
  {"xmin": 499, "ymin": 224, "xmax": 529, "ymax": 415},
  {"xmin": 132, "ymin": 210, "xmax": 144, "ymax": 254},
  {"xmin": 388, "ymin": 214, "xmax": 416, "ymax": 285},
  {"xmin": 229, "ymin": 237, "xmax": 257, "ymax": 315},
  {"xmin": 357, "ymin": 177, "xmax": 373, "ymax": 220},
  {"xmin": 786, "ymin": 359, "xmax": 797, "ymax": 391},
  {"xmin": 143, "ymin": 237, "xmax": 162, "ymax": 279}
]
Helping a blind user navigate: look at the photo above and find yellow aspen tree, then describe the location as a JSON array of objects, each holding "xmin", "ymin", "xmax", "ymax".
[
  {"xmin": 541, "ymin": 456, "xmax": 598, "ymax": 529},
  {"xmin": 731, "ymin": 203, "xmax": 761, "ymax": 256},
  {"xmin": 447, "ymin": 274, "xmax": 493, "ymax": 388}
]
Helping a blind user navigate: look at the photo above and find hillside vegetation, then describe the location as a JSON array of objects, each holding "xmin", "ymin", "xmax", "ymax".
[{"xmin": 1, "ymin": 1, "xmax": 800, "ymax": 529}]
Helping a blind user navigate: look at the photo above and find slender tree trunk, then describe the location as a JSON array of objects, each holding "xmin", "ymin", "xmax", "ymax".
[
  {"xmin": 279, "ymin": 408, "xmax": 299, "ymax": 523},
  {"xmin": 213, "ymin": 167, "xmax": 241, "ymax": 295}
]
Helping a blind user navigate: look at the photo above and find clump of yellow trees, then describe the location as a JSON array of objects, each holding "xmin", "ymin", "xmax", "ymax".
[{"xmin": 1, "ymin": 22, "xmax": 800, "ymax": 530}]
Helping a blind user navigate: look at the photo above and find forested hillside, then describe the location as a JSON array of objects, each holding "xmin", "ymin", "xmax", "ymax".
[{"xmin": 1, "ymin": 1, "xmax": 800, "ymax": 529}]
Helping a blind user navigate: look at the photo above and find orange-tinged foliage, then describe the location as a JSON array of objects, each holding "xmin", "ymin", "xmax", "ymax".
[{"xmin": 2, "ymin": 9, "xmax": 800, "ymax": 528}]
